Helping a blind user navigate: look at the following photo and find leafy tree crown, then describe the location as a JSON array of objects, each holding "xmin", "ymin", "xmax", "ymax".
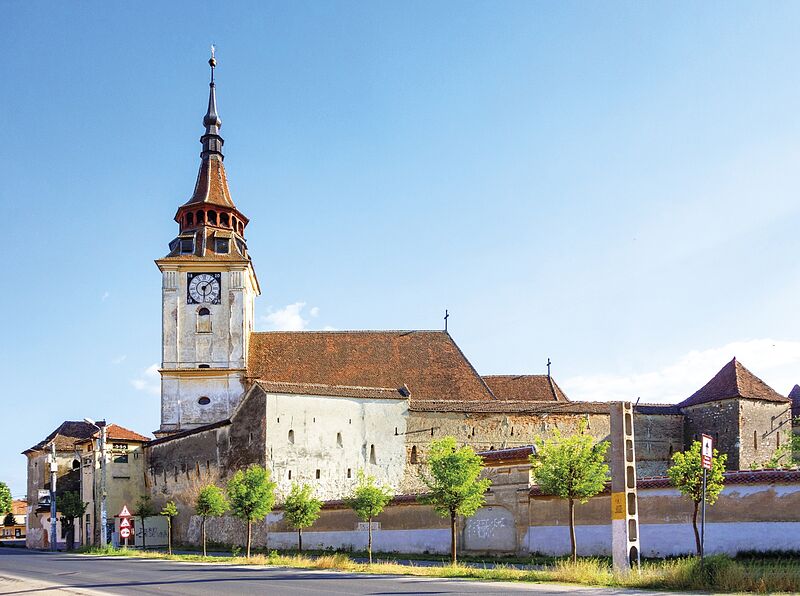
[
  {"xmin": 134, "ymin": 494, "xmax": 156, "ymax": 518},
  {"xmin": 530, "ymin": 422, "xmax": 609, "ymax": 503},
  {"xmin": 227, "ymin": 465, "xmax": 276, "ymax": 522},
  {"xmin": 3, "ymin": 512, "xmax": 15, "ymax": 526},
  {"xmin": 668, "ymin": 441, "xmax": 727, "ymax": 505},
  {"xmin": 160, "ymin": 500, "xmax": 178, "ymax": 518},
  {"xmin": 346, "ymin": 470, "xmax": 393, "ymax": 521},
  {"xmin": 59, "ymin": 491, "xmax": 87, "ymax": 521},
  {"xmin": 418, "ymin": 436, "xmax": 491, "ymax": 518},
  {"xmin": 196, "ymin": 485, "xmax": 228, "ymax": 518},
  {"xmin": 282, "ymin": 483, "xmax": 322, "ymax": 530},
  {"xmin": 0, "ymin": 483, "xmax": 11, "ymax": 516}
]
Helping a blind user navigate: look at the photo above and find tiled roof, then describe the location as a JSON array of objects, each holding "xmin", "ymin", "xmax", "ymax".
[
  {"xmin": 634, "ymin": 403, "xmax": 683, "ymax": 415},
  {"xmin": 182, "ymin": 155, "xmax": 236, "ymax": 209},
  {"xmin": 247, "ymin": 331, "xmax": 494, "ymax": 403},
  {"xmin": 255, "ymin": 380, "xmax": 409, "ymax": 400},
  {"xmin": 75, "ymin": 424, "xmax": 151, "ymax": 444},
  {"xmin": 478, "ymin": 445, "xmax": 536, "ymax": 465},
  {"xmin": 23, "ymin": 421, "xmax": 97, "ymax": 454},
  {"xmin": 789, "ymin": 384, "xmax": 800, "ymax": 419},
  {"xmin": 409, "ymin": 400, "xmax": 611, "ymax": 414},
  {"xmin": 147, "ymin": 419, "xmax": 232, "ymax": 447},
  {"xmin": 680, "ymin": 358, "xmax": 789, "ymax": 408},
  {"xmin": 482, "ymin": 375, "xmax": 569, "ymax": 402},
  {"xmin": 11, "ymin": 500, "xmax": 26, "ymax": 516}
]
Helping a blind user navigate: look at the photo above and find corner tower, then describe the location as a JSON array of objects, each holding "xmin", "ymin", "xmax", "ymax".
[{"xmin": 155, "ymin": 49, "xmax": 260, "ymax": 437}]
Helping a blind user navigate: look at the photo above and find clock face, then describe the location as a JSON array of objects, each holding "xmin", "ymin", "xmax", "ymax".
[{"xmin": 187, "ymin": 273, "xmax": 221, "ymax": 304}]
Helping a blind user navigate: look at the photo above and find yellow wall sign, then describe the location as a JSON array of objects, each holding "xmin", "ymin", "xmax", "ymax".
[{"xmin": 611, "ymin": 492, "xmax": 626, "ymax": 520}]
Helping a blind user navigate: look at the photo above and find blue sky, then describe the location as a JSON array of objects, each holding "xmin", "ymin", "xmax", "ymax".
[{"xmin": 3, "ymin": 2, "xmax": 799, "ymax": 497}]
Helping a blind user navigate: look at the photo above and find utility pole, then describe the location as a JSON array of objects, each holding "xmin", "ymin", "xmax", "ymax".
[
  {"xmin": 85, "ymin": 418, "xmax": 108, "ymax": 546},
  {"xmin": 49, "ymin": 442, "xmax": 57, "ymax": 551}
]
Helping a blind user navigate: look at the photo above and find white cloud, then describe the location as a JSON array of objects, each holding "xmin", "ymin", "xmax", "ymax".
[
  {"xmin": 111, "ymin": 355, "xmax": 127, "ymax": 365},
  {"xmin": 131, "ymin": 364, "xmax": 160, "ymax": 396},
  {"xmin": 101, "ymin": 291, "xmax": 110, "ymax": 302},
  {"xmin": 322, "ymin": 325, "xmax": 338, "ymax": 331},
  {"xmin": 260, "ymin": 303, "xmax": 329, "ymax": 331},
  {"xmin": 561, "ymin": 339, "xmax": 800, "ymax": 404}
]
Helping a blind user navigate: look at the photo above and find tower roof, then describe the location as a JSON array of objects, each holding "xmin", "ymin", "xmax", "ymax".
[
  {"xmin": 679, "ymin": 357, "xmax": 789, "ymax": 408},
  {"xmin": 789, "ymin": 384, "xmax": 800, "ymax": 418}
]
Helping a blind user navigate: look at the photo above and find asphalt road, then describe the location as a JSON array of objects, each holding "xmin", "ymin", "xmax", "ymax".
[{"xmin": 0, "ymin": 549, "xmax": 692, "ymax": 596}]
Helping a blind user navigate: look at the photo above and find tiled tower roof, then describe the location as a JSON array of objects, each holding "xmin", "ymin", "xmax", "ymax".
[{"xmin": 680, "ymin": 357, "xmax": 789, "ymax": 408}]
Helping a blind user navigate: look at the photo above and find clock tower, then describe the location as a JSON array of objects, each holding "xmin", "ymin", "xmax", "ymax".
[{"xmin": 155, "ymin": 50, "xmax": 260, "ymax": 436}]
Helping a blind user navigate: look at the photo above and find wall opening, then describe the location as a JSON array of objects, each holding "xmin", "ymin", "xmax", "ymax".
[
  {"xmin": 72, "ymin": 459, "xmax": 80, "ymax": 470},
  {"xmin": 347, "ymin": 468, "xmax": 352, "ymax": 478},
  {"xmin": 410, "ymin": 445, "xmax": 418, "ymax": 464},
  {"xmin": 315, "ymin": 469, "xmax": 321, "ymax": 479},
  {"xmin": 198, "ymin": 364, "xmax": 210, "ymax": 368},
  {"xmin": 288, "ymin": 429, "xmax": 295, "ymax": 444},
  {"xmin": 336, "ymin": 432, "xmax": 343, "ymax": 447},
  {"xmin": 197, "ymin": 307, "xmax": 211, "ymax": 333},
  {"xmin": 198, "ymin": 396, "xmax": 211, "ymax": 405},
  {"xmin": 288, "ymin": 470, "xmax": 292, "ymax": 480},
  {"xmin": 369, "ymin": 444, "xmax": 376, "ymax": 464},
  {"xmin": 754, "ymin": 430, "xmax": 758, "ymax": 451}
]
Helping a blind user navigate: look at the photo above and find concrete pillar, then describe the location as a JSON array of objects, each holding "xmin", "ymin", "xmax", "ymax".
[{"xmin": 609, "ymin": 401, "xmax": 640, "ymax": 571}]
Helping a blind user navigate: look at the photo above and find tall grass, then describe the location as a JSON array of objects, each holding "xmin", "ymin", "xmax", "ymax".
[{"xmin": 79, "ymin": 547, "xmax": 800, "ymax": 592}]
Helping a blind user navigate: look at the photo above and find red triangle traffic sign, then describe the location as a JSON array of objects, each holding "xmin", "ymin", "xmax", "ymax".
[{"xmin": 119, "ymin": 505, "xmax": 131, "ymax": 518}]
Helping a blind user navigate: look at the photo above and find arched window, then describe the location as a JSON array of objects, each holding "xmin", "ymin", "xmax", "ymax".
[
  {"xmin": 336, "ymin": 432, "xmax": 343, "ymax": 447},
  {"xmin": 410, "ymin": 446, "xmax": 418, "ymax": 464},
  {"xmin": 208, "ymin": 210, "xmax": 218, "ymax": 225},
  {"xmin": 72, "ymin": 459, "xmax": 80, "ymax": 470},
  {"xmin": 288, "ymin": 429, "xmax": 295, "ymax": 444},
  {"xmin": 220, "ymin": 213, "xmax": 229, "ymax": 227},
  {"xmin": 186, "ymin": 212, "xmax": 194, "ymax": 226},
  {"xmin": 197, "ymin": 307, "xmax": 211, "ymax": 333},
  {"xmin": 196, "ymin": 210, "xmax": 204, "ymax": 224}
]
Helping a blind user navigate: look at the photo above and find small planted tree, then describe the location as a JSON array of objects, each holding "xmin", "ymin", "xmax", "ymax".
[
  {"xmin": 418, "ymin": 437, "xmax": 491, "ymax": 565},
  {"xmin": 530, "ymin": 421, "xmax": 609, "ymax": 562},
  {"xmin": 227, "ymin": 465, "xmax": 276, "ymax": 558},
  {"xmin": 134, "ymin": 495, "xmax": 156, "ymax": 549},
  {"xmin": 345, "ymin": 470, "xmax": 393, "ymax": 564},
  {"xmin": 283, "ymin": 483, "xmax": 322, "ymax": 552},
  {"xmin": 160, "ymin": 500, "xmax": 178, "ymax": 555},
  {"xmin": 58, "ymin": 491, "xmax": 87, "ymax": 550},
  {"xmin": 0, "ymin": 482, "xmax": 11, "ymax": 517},
  {"xmin": 668, "ymin": 441, "xmax": 727, "ymax": 556},
  {"xmin": 196, "ymin": 485, "xmax": 228, "ymax": 556}
]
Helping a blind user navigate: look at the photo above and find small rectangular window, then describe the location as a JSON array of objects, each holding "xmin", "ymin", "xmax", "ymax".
[
  {"xmin": 179, "ymin": 237, "xmax": 194, "ymax": 254},
  {"xmin": 316, "ymin": 469, "xmax": 321, "ymax": 479},
  {"xmin": 215, "ymin": 238, "xmax": 230, "ymax": 254},
  {"xmin": 114, "ymin": 454, "xmax": 128, "ymax": 464}
]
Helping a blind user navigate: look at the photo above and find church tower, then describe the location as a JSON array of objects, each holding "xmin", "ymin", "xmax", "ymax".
[{"xmin": 155, "ymin": 50, "xmax": 260, "ymax": 437}]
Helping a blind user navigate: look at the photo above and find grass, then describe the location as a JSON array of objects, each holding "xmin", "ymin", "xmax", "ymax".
[{"xmin": 79, "ymin": 546, "xmax": 800, "ymax": 593}]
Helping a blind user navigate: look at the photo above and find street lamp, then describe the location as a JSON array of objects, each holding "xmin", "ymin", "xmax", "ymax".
[{"xmin": 84, "ymin": 418, "xmax": 107, "ymax": 547}]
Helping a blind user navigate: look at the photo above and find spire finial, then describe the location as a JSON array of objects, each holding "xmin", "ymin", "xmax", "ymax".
[{"xmin": 201, "ymin": 46, "xmax": 223, "ymax": 159}]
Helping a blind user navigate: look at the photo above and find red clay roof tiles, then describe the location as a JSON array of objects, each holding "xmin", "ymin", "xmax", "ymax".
[
  {"xmin": 482, "ymin": 375, "xmax": 569, "ymax": 402},
  {"xmin": 680, "ymin": 357, "xmax": 789, "ymax": 408}
]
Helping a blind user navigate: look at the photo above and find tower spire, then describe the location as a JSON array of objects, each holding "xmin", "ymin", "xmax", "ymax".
[{"xmin": 201, "ymin": 44, "xmax": 224, "ymax": 160}]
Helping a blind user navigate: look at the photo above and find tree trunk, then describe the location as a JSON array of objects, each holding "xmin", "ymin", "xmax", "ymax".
[
  {"xmin": 450, "ymin": 511, "xmax": 458, "ymax": 566},
  {"xmin": 692, "ymin": 500, "xmax": 701, "ymax": 556},
  {"xmin": 367, "ymin": 516, "xmax": 373, "ymax": 564},
  {"xmin": 568, "ymin": 498, "xmax": 577, "ymax": 563},
  {"xmin": 65, "ymin": 523, "xmax": 75, "ymax": 551},
  {"xmin": 167, "ymin": 519, "xmax": 172, "ymax": 555},
  {"xmin": 246, "ymin": 520, "xmax": 252, "ymax": 558},
  {"xmin": 298, "ymin": 528, "xmax": 303, "ymax": 552},
  {"xmin": 202, "ymin": 518, "xmax": 207, "ymax": 557},
  {"xmin": 141, "ymin": 517, "xmax": 147, "ymax": 549}
]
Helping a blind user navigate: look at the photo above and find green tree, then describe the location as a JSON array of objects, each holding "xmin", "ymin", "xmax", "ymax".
[
  {"xmin": 226, "ymin": 465, "xmax": 276, "ymax": 558},
  {"xmin": 134, "ymin": 495, "xmax": 156, "ymax": 550},
  {"xmin": 668, "ymin": 441, "xmax": 727, "ymax": 556},
  {"xmin": 0, "ymin": 483, "xmax": 11, "ymax": 517},
  {"xmin": 530, "ymin": 421, "xmax": 609, "ymax": 562},
  {"xmin": 58, "ymin": 491, "xmax": 87, "ymax": 551},
  {"xmin": 764, "ymin": 433, "xmax": 800, "ymax": 469},
  {"xmin": 196, "ymin": 485, "xmax": 228, "ymax": 556},
  {"xmin": 3, "ymin": 512, "xmax": 14, "ymax": 527},
  {"xmin": 345, "ymin": 470, "xmax": 393, "ymax": 564},
  {"xmin": 282, "ymin": 483, "xmax": 322, "ymax": 552},
  {"xmin": 418, "ymin": 437, "xmax": 491, "ymax": 565},
  {"xmin": 160, "ymin": 500, "xmax": 178, "ymax": 555}
]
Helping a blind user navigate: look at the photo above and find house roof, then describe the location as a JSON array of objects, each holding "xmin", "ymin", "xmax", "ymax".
[
  {"xmin": 75, "ymin": 424, "xmax": 151, "ymax": 445},
  {"xmin": 478, "ymin": 445, "xmax": 536, "ymax": 465},
  {"xmin": 11, "ymin": 500, "xmax": 26, "ymax": 516},
  {"xmin": 790, "ymin": 384, "xmax": 800, "ymax": 418},
  {"xmin": 23, "ymin": 421, "xmax": 97, "ymax": 454},
  {"xmin": 679, "ymin": 358, "xmax": 789, "ymax": 408},
  {"xmin": 410, "ymin": 400, "xmax": 610, "ymax": 414},
  {"xmin": 247, "ymin": 330, "xmax": 495, "ymax": 403},
  {"xmin": 482, "ymin": 375, "xmax": 569, "ymax": 402},
  {"xmin": 255, "ymin": 380, "xmax": 409, "ymax": 400}
]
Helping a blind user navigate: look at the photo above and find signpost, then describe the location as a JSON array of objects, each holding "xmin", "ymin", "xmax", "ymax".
[
  {"xmin": 700, "ymin": 434, "xmax": 713, "ymax": 562},
  {"xmin": 118, "ymin": 505, "xmax": 132, "ymax": 547}
]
